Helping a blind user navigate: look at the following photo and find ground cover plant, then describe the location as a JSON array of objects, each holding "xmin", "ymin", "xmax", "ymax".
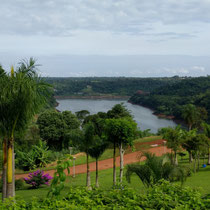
[{"xmin": 0, "ymin": 180, "xmax": 210, "ymax": 209}]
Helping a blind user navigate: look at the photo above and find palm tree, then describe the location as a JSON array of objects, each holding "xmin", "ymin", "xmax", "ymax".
[
  {"xmin": 126, "ymin": 152, "xmax": 189, "ymax": 187},
  {"xmin": 182, "ymin": 104, "xmax": 198, "ymax": 130},
  {"xmin": 0, "ymin": 66, "xmax": 7, "ymax": 200},
  {"xmin": 70, "ymin": 123, "xmax": 95, "ymax": 189},
  {"xmin": 163, "ymin": 126, "xmax": 184, "ymax": 165},
  {"xmin": 202, "ymin": 123, "xmax": 210, "ymax": 165},
  {"xmin": 89, "ymin": 137, "xmax": 107, "ymax": 187},
  {"xmin": 0, "ymin": 58, "xmax": 51, "ymax": 198},
  {"xmin": 182, "ymin": 129, "xmax": 197, "ymax": 163}
]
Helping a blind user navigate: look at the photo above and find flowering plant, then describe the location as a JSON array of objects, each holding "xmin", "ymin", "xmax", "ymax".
[{"xmin": 24, "ymin": 170, "xmax": 52, "ymax": 189}]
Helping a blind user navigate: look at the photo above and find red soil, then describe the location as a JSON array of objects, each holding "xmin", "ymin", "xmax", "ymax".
[{"xmin": 15, "ymin": 139, "xmax": 170, "ymax": 179}]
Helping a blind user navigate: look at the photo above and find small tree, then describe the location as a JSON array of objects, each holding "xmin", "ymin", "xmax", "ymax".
[
  {"xmin": 126, "ymin": 152, "xmax": 189, "ymax": 187},
  {"xmin": 182, "ymin": 129, "xmax": 197, "ymax": 163},
  {"xmin": 182, "ymin": 104, "xmax": 207, "ymax": 130},
  {"xmin": 71, "ymin": 123, "xmax": 95, "ymax": 189},
  {"xmin": 83, "ymin": 113, "xmax": 108, "ymax": 187},
  {"xmin": 105, "ymin": 118, "xmax": 137, "ymax": 184},
  {"xmin": 202, "ymin": 123, "xmax": 210, "ymax": 165},
  {"xmin": 37, "ymin": 110, "xmax": 80, "ymax": 150},
  {"xmin": 89, "ymin": 137, "xmax": 107, "ymax": 187},
  {"xmin": 163, "ymin": 126, "xmax": 184, "ymax": 165},
  {"xmin": 105, "ymin": 103, "xmax": 133, "ymax": 186}
]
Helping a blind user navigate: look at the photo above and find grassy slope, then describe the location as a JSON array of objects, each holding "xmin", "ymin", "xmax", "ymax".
[
  {"xmin": 4, "ymin": 163, "xmax": 210, "ymax": 202},
  {"xmin": 15, "ymin": 136, "xmax": 163, "ymax": 173},
  {"xmin": 3, "ymin": 153, "xmax": 210, "ymax": 202}
]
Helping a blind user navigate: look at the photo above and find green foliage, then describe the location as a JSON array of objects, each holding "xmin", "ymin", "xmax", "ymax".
[
  {"xmin": 105, "ymin": 118, "xmax": 137, "ymax": 146},
  {"xmin": 48, "ymin": 157, "xmax": 72, "ymax": 197},
  {"xmin": 15, "ymin": 179, "xmax": 24, "ymax": 191},
  {"xmin": 45, "ymin": 77, "xmax": 178, "ymax": 97},
  {"xmin": 1, "ymin": 181, "xmax": 210, "ymax": 209},
  {"xmin": 37, "ymin": 110, "xmax": 80, "ymax": 150},
  {"xmin": 107, "ymin": 103, "xmax": 132, "ymax": 119},
  {"xmin": 126, "ymin": 152, "xmax": 190, "ymax": 187},
  {"xmin": 15, "ymin": 140, "xmax": 51, "ymax": 171},
  {"xmin": 137, "ymin": 129, "xmax": 154, "ymax": 138},
  {"xmin": 163, "ymin": 126, "xmax": 184, "ymax": 153},
  {"xmin": 0, "ymin": 58, "xmax": 51, "ymax": 138},
  {"xmin": 129, "ymin": 76, "xmax": 210, "ymax": 122}
]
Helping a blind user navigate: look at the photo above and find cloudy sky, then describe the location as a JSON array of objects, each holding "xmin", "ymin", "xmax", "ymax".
[{"xmin": 0, "ymin": 0, "xmax": 210, "ymax": 77}]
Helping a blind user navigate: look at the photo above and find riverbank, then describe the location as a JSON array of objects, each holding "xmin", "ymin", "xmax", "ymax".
[{"xmin": 55, "ymin": 95, "xmax": 130, "ymax": 100}]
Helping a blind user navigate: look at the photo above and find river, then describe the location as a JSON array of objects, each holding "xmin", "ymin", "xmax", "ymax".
[{"xmin": 56, "ymin": 99, "xmax": 177, "ymax": 133}]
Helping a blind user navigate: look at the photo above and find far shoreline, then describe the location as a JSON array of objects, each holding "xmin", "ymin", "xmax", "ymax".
[{"xmin": 54, "ymin": 95, "xmax": 130, "ymax": 100}]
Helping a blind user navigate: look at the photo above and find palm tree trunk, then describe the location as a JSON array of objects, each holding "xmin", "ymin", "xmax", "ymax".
[
  {"xmin": 189, "ymin": 151, "xmax": 193, "ymax": 163},
  {"xmin": 119, "ymin": 142, "xmax": 125, "ymax": 183},
  {"xmin": 113, "ymin": 141, "xmax": 116, "ymax": 186},
  {"xmin": 86, "ymin": 153, "xmax": 91, "ymax": 190},
  {"xmin": 197, "ymin": 152, "xmax": 200, "ymax": 171},
  {"xmin": 6, "ymin": 138, "xmax": 14, "ymax": 198},
  {"xmin": 194, "ymin": 154, "xmax": 197, "ymax": 173},
  {"xmin": 174, "ymin": 151, "xmax": 178, "ymax": 165},
  {"xmin": 2, "ymin": 138, "xmax": 7, "ymax": 201},
  {"xmin": 95, "ymin": 158, "xmax": 99, "ymax": 188}
]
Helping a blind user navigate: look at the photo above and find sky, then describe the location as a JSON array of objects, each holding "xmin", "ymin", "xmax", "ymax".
[{"xmin": 0, "ymin": 0, "xmax": 210, "ymax": 77}]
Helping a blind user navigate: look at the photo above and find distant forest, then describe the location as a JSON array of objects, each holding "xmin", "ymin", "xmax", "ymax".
[{"xmin": 45, "ymin": 77, "xmax": 181, "ymax": 96}]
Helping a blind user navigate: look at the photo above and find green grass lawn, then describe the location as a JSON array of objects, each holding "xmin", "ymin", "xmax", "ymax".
[
  {"xmin": 6, "ymin": 167, "xmax": 146, "ymax": 201},
  {"xmin": 2, "ymin": 159, "xmax": 210, "ymax": 202}
]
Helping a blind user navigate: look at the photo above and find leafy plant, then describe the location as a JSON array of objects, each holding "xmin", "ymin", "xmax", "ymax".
[
  {"xmin": 1, "ymin": 181, "xmax": 210, "ymax": 209},
  {"xmin": 48, "ymin": 156, "xmax": 72, "ymax": 197},
  {"xmin": 126, "ymin": 152, "xmax": 190, "ymax": 187},
  {"xmin": 15, "ymin": 140, "xmax": 51, "ymax": 171},
  {"xmin": 24, "ymin": 170, "xmax": 52, "ymax": 189}
]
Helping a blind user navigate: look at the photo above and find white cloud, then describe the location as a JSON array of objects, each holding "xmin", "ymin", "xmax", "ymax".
[{"xmin": 1, "ymin": 0, "xmax": 210, "ymax": 36}]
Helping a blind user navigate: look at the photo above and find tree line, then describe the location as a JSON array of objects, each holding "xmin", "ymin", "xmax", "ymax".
[{"xmin": 45, "ymin": 76, "xmax": 180, "ymax": 96}]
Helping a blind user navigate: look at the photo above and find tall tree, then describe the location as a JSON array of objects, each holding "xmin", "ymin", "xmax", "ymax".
[
  {"xmin": 37, "ymin": 110, "xmax": 80, "ymax": 150},
  {"xmin": 182, "ymin": 104, "xmax": 201, "ymax": 130},
  {"xmin": 202, "ymin": 123, "xmax": 210, "ymax": 165},
  {"xmin": 182, "ymin": 129, "xmax": 197, "ymax": 163},
  {"xmin": 0, "ymin": 65, "xmax": 7, "ymax": 200},
  {"xmin": 105, "ymin": 118, "xmax": 137, "ymax": 184},
  {"xmin": 0, "ymin": 58, "xmax": 51, "ymax": 198},
  {"xmin": 84, "ymin": 113, "xmax": 108, "ymax": 187},
  {"xmin": 163, "ymin": 126, "xmax": 184, "ymax": 165},
  {"xmin": 71, "ymin": 123, "xmax": 95, "ymax": 189},
  {"xmin": 105, "ymin": 103, "xmax": 133, "ymax": 185},
  {"xmin": 89, "ymin": 136, "xmax": 107, "ymax": 187}
]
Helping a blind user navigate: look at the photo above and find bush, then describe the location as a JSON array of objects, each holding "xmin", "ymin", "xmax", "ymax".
[
  {"xmin": 0, "ymin": 180, "xmax": 210, "ymax": 209},
  {"xmin": 24, "ymin": 170, "xmax": 52, "ymax": 189},
  {"xmin": 15, "ymin": 179, "xmax": 25, "ymax": 190},
  {"xmin": 15, "ymin": 140, "xmax": 51, "ymax": 171}
]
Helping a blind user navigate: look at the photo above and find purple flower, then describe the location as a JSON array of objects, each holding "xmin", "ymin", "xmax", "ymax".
[{"xmin": 24, "ymin": 170, "xmax": 52, "ymax": 189}]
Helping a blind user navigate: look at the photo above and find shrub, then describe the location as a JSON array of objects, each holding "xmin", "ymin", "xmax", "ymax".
[
  {"xmin": 15, "ymin": 179, "xmax": 25, "ymax": 190},
  {"xmin": 24, "ymin": 170, "xmax": 52, "ymax": 189},
  {"xmin": 0, "ymin": 181, "xmax": 210, "ymax": 209},
  {"xmin": 15, "ymin": 140, "xmax": 51, "ymax": 171}
]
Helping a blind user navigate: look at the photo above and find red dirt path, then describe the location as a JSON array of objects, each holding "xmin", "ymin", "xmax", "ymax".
[{"xmin": 15, "ymin": 139, "xmax": 171, "ymax": 179}]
